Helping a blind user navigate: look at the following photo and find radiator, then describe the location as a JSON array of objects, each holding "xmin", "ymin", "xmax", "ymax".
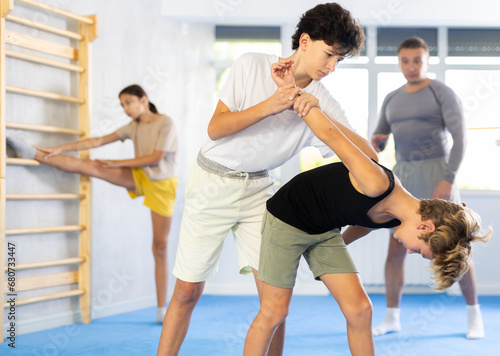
[{"xmin": 347, "ymin": 229, "xmax": 434, "ymax": 287}]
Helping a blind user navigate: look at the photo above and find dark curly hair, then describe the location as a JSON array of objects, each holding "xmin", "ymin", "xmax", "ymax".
[
  {"xmin": 418, "ymin": 199, "xmax": 491, "ymax": 291},
  {"xmin": 291, "ymin": 3, "xmax": 365, "ymax": 57}
]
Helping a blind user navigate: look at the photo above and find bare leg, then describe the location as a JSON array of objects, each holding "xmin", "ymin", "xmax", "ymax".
[
  {"xmin": 459, "ymin": 262, "xmax": 478, "ymax": 305},
  {"xmin": 34, "ymin": 149, "xmax": 135, "ymax": 189},
  {"xmin": 151, "ymin": 210, "xmax": 172, "ymax": 322},
  {"xmin": 244, "ymin": 279, "xmax": 292, "ymax": 356},
  {"xmin": 458, "ymin": 262, "xmax": 484, "ymax": 338},
  {"xmin": 321, "ymin": 273, "xmax": 374, "ymax": 356},
  {"xmin": 253, "ymin": 269, "xmax": 286, "ymax": 356},
  {"xmin": 157, "ymin": 279, "xmax": 204, "ymax": 356},
  {"xmin": 373, "ymin": 233, "xmax": 406, "ymax": 336},
  {"xmin": 385, "ymin": 233, "xmax": 407, "ymax": 307}
]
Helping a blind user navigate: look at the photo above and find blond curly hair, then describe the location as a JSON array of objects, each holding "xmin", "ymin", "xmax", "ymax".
[{"xmin": 418, "ymin": 199, "xmax": 491, "ymax": 291}]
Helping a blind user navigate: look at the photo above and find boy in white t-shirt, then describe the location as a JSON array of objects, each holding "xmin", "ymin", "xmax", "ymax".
[{"xmin": 157, "ymin": 3, "xmax": 366, "ymax": 355}]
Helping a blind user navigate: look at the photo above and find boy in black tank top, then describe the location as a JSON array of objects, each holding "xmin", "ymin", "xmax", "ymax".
[{"xmin": 243, "ymin": 62, "xmax": 491, "ymax": 356}]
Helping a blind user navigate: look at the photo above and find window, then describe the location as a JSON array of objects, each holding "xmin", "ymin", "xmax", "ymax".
[
  {"xmin": 443, "ymin": 70, "xmax": 499, "ymax": 186},
  {"xmin": 443, "ymin": 28, "xmax": 500, "ymax": 189},
  {"xmin": 214, "ymin": 26, "xmax": 282, "ymax": 93},
  {"xmin": 377, "ymin": 27, "xmax": 438, "ymax": 56},
  {"xmin": 299, "ymin": 68, "xmax": 369, "ymax": 172},
  {"xmin": 448, "ymin": 28, "xmax": 500, "ymax": 57}
]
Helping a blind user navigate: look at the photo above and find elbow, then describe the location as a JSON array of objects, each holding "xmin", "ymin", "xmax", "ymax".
[
  {"xmin": 207, "ymin": 125, "xmax": 221, "ymax": 141},
  {"xmin": 147, "ymin": 159, "xmax": 161, "ymax": 167},
  {"xmin": 150, "ymin": 152, "xmax": 166, "ymax": 166},
  {"xmin": 369, "ymin": 150, "xmax": 379, "ymax": 162},
  {"xmin": 207, "ymin": 129, "xmax": 217, "ymax": 141},
  {"xmin": 365, "ymin": 145, "xmax": 379, "ymax": 162}
]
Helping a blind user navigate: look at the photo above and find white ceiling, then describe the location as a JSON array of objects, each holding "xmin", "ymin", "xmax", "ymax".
[{"xmin": 161, "ymin": 0, "xmax": 500, "ymax": 27}]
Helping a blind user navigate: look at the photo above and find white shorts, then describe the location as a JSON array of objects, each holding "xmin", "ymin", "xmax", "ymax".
[{"xmin": 172, "ymin": 153, "xmax": 275, "ymax": 283}]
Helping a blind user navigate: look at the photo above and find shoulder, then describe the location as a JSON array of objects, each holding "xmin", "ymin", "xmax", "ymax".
[
  {"xmin": 428, "ymin": 79, "xmax": 456, "ymax": 95},
  {"xmin": 428, "ymin": 80, "xmax": 461, "ymax": 102},
  {"xmin": 235, "ymin": 52, "xmax": 278, "ymax": 67},
  {"xmin": 157, "ymin": 114, "xmax": 173, "ymax": 123},
  {"xmin": 363, "ymin": 161, "xmax": 394, "ymax": 198},
  {"xmin": 156, "ymin": 114, "xmax": 176, "ymax": 129},
  {"xmin": 114, "ymin": 120, "xmax": 136, "ymax": 139},
  {"xmin": 227, "ymin": 53, "xmax": 278, "ymax": 81},
  {"xmin": 428, "ymin": 79, "xmax": 447, "ymax": 89}
]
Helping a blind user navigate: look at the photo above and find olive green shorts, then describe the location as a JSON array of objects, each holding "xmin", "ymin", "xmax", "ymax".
[{"xmin": 258, "ymin": 210, "xmax": 358, "ymax": 289}]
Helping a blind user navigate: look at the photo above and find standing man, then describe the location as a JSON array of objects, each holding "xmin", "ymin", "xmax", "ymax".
[{"xmin": 371, "ymin": 36, "xmax": 484, "ymax": 339}]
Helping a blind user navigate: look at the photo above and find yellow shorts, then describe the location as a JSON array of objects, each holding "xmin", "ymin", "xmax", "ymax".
[{"xmin": 128, "ymin": 168, "xmax": 178, "ymax": 217}]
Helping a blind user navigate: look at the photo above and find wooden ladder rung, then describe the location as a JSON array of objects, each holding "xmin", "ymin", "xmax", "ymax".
[
  {"xmin": 6, "ymin": 50, "xmax": 84, "ymax": 73},
  {"xmin": 6, "ymin": 14, "xmax": 83, "ymax": 40},
  {"xmin": 4, "ymin": 271, "xmax": 78, "ymax": 292},
  {"xmin": 4, "ymin": 257, "xmax": 85, "ymax": 272},
  {"xmin": 16, "ymin": 0, "xmax": 94, "ymax": 24},
  {"xmin": 4, "ymin": 289, "xmax": 85, "ymax": 308},
  {"xmin": 6, "ymin": 193, "xmax": 85, "ymax": 200},
  {"xmin": 5, "ymin": 29, "xmax": 78, "ymax": 60},
  {"xmin": 6, "ymin": 158, "xmax": 39, "ymax": 166},
  {"xmin": 6, "ymin": 121, "xmax": 85, "ymax": 135},
  {"xmin": 6, "ymin": 225, "xmax": 85, "ymax": 236},
  {"xmin": 6, "ymin": 85, "xmax": 85, "ymax": 104}
]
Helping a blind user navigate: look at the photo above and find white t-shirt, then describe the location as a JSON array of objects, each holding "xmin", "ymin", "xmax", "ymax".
[
  {"xmin": 201, "ymin": 52, "xmax": 351, "ymax": 172},
  {"xmin": 115, "ymin": 114, "xmax": 178, "ymax": 180}
]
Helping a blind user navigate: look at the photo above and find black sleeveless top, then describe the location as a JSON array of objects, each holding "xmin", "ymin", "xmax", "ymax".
[{"xmin": 266, "ymin": 161, "xmax": 401, "ymax": 234}]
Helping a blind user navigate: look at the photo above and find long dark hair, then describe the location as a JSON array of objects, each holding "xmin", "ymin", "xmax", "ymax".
[{"xmin": 119, "ymin": 84, "xmax": 158, "ymax": 114}]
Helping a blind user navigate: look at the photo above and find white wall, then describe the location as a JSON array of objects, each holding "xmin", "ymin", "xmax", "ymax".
[{"xmin": 4, "ymin": 0, "xmax": 500, "ymax": 338}]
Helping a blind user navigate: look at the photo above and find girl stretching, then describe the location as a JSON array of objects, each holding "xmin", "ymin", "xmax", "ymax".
[{"xmin": 7, "ymin": 84, "xmax": 178, "ymax": 323}]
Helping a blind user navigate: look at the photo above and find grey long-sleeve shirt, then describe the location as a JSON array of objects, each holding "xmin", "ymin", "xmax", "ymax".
[{"xmin": 373, "ymin": 79, "xmax": 466, "ymax": 183}]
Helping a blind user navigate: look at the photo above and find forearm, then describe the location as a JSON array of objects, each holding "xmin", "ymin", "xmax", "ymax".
[
  {"xmin": 58, "ymin": 134, "xmax": 118, "ymax": 152},
  {"xmin": 55, "ymin": 138, "xmax": 97, "ymax": 152},
  {"xmin": 114, "ymin": 154, "xmax": 162, "ymax": 168},
  {"xmin": 441, "ymin": 90, "xmax": 466, "ymax": 182},
  {"xmin": 208, "ymin": 100, "xmax": 274, "ymax": 140},
  {"xmin": 443, "ymin": 137, "xmax": 466, "ymax": 183},
  {"xmin": 342, "ymin": 226, "xmax": 374, "ymax": 245}
]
